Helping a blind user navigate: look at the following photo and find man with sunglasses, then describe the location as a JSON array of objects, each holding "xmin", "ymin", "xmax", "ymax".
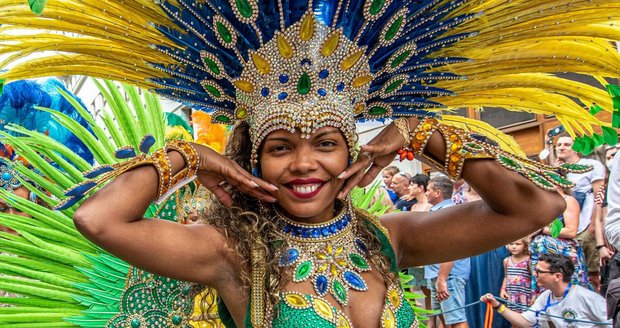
[{"xmin": 481, "ymin": 253, "xmax": 609, "ymax": 327}]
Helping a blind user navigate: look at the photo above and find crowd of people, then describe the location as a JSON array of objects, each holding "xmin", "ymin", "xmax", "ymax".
[{"xmin": 380, "ymin": 135, "xmax": 618, "ymax": 327}]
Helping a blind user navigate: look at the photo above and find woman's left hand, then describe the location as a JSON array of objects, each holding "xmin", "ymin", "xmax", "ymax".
[{"xmin": 337, "ymin": 117, "xmax": 419, "ymax": 198}]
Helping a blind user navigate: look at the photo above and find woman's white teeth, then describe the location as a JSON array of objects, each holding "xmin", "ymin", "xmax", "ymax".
[{"xmin": 293, "ymin": 184, "xmax": 320, "ymax": 194}]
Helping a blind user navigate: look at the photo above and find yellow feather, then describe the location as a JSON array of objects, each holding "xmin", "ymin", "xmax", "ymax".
[{"xmin": 439, "ymin": 115, "xmax": 526, "ymax": 157}]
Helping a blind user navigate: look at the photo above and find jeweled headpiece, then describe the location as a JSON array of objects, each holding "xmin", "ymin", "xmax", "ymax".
[{"xmin": 2, "ymin": 1, "xmax": 619, "ymax": 166}]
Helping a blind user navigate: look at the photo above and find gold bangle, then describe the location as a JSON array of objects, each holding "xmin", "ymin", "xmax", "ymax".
[
  {"xmin": 497, "ymin": 304, "xmax": 507, "ymax": 314},
  {"xmin": 150, "ymin": 148, "xmax": 173, "ymax": 199},
  {"xmin": 166, "ymin": 140, "xmax": 199, "ymax": 185},
  {"xmin": 392, "ymin": 118, "xmax": 411, "ymax": 148}
]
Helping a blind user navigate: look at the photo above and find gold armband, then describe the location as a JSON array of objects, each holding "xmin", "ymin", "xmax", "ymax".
[
  {"xmin": 397, "ymin": 117, "xmax": 593, "ymax": 191},
  {"xmin": 56, "ymin": 136, "xmax": 199, "ymax": 210}
]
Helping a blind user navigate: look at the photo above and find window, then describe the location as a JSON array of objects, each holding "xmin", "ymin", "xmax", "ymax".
[{"xmin": 478, "ymin": 107, "xmax": 536, "ymax": 129}]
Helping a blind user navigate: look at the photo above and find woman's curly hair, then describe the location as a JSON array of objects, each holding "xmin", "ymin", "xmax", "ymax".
[{"xmin": 200, "ymin": 121, "xmax": 397, "ymax": 319}]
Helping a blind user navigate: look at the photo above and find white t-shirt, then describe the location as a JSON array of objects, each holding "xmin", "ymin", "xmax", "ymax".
[
  {"xmin": 567, "ymin": 158, "xmax": 606, "ymax": 233},
  {"xmin": 606, "ymin": 152, "xmax": 620, "ymax": 249},
  {"xmin": 521, "ymin": 285, "xmax": 609, "ymax": 328}
]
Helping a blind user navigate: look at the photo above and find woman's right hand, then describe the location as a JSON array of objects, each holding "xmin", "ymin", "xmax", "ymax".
[
  {"xmin": 480, "ymin": 293, "xmax": 500, "ymax": 308},
  {"xmin": 189, "ymin": 143, "xmax": 278, "ymax": 207}
]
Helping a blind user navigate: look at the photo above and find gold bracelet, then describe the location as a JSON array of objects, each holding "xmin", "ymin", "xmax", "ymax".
[
  {"xmin": 150, "ymin": 148, "xmax": 173, "ymax": 199},
  {"xmin": 497, "ymin": 304, "xmax": 507, "ymax": 314},
  {"xmin": 392, "ymin": 118, "xmax": 411, "ymax": 148},
  {"xmin": 166, "ymin": 140, "xmax": 199, "ymax": 186}
]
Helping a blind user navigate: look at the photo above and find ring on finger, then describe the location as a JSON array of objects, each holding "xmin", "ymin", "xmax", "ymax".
[{"xmin": 360, "ymin": 151, "xmax": 372, "ymax": 161}]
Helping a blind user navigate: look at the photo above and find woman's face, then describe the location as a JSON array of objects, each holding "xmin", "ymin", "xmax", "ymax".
[
  {"xmin": 408, "ymin": 183, "xmax": 423, "ymax": 196},
  {"xmin": 259, "ymin": 127, "xmax": 348, "ymax": 223},
  {"xmin": 0, "ymin": 186, "xmax": 32, "ymax": 235}
]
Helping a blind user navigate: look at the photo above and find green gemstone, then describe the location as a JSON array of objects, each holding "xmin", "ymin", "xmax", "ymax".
[
  {"xmin": 235, "ymin": 0, "xmax": 253, "ymax": 18},
  {"xmin": 203, "ymin": 56, "xmax": 220, "ymax": 75},
  {"xmin": 216, "ymin": 22, "xmax": 233, "ymax": 44},
  {"xmin": 560, "ymin": 163, "xmax": 590, "ymax": 172},
  {"xmin": 131, "ymin": 318, "xmax": 141, "ymax": 328},
  {"xmin": 368, "ymin": 106, "xmax": 388, "ymax": 116},
  {"xmin": 333, "ymin": 280, "xmax": 347, "ymax": 303},
  {"xmin": 385, "ymin": 79, "xmax": 404, "ymax": 94},
  {"xmin": 528, "ymin": 172, "xmax": 553, "ymax": 189},
  {"xmin": 369, "ymin": 0, "xmax": 386, "ymax": 15},
  {"xmin": 390, "ymin": 50, "xmax": 411, "ymax": 69},
  {"xmin": 465, "ymin": 142, "xmax": 483, "ymax": 150},
  {"xmin": 349, "ymin": 253, "xmax": 369, "ymax": 270},
  {"xmin": 542, "ymin": 171, "xmax": 572, "ymax": 187},
  {"xmin": 297, "ymin": 72, "xmax": 311, "ymax": 95},
  {"xmin": 204, "ymin": 84, "xmax": 221, "ymax": 98},
  {"xmin": 498, "ymin": 155, "xmax": 521, "ymax": 170},
  {"xmin": 172, "ymin": 315, "xmax": 182, "ymax": 325},
  {"xmin": 385, "ymin": 16, "xmax": 404, "ymax": 42},
  {"xmin": 215, "ymin": 115, "xmax": 231, "ymax": 123},
  {"xmin": 295, "ymin": 261, "xmax": 312, "ymax": 281}
]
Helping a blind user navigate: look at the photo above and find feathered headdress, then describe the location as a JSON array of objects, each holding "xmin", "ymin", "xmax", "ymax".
[{"xmin": 1, "ymin": 1, "xmax": 618, "ymax": 158}]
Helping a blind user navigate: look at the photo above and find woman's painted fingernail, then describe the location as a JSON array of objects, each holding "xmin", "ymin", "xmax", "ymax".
[
  {"xmin": 337, "ymin": 172, "xmax": 346, "ymax": 180},
  {"xmin": 250, "ymin": 180, "xmax": 260, "ymax": 188},
  {"xmin": 269, "ymin": 184, "xmax": 279, "ymax": 191}
]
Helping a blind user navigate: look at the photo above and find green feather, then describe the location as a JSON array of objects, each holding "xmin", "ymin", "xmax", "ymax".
[
  {"xmin": 121, "ymin": 83, "xmax": 148, "ymax": 138},
  {"xmin": 55, "ymin": 86, "xmax": 117, "ymax": 160},
  {"xmin": 0, "ymin": 255, "xmax": 87, "ymax": 283}
]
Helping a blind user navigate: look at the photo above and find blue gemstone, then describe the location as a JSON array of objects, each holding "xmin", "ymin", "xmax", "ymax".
[
  {"xmin": 317, "ymin": 88, "xmax": 327, "ymax": 97},
  {"xmin": 315, "ymin": 275, "xmax": 328, "ymax": 296},
  {"xmin": 139, "ymin": 135, "xmax": 156, "ymax": 154},
  {"xmin": 319, "ymin": 69, "xmax": 329, "ymax": 79},
  {"xmin": 279, "ymin": 74, "xmax": 289, "ymax": 83},
  {"xmin": 355, "ymin": 239, "xmax": 368, "ymax": 253},
  {"xmin": 115, "ymin": 148, "xmax": 137, "ymax": 159},
  {"xmin": 84, "ymin": 165, "xmax": 114, "ymax": 179},
  {"xmin": 65, "ymin": 181, "xmax": 97, "ymax": 197},
  {"xmin": 311, "ymin": 229, "xmax": 320, "ymax": 238},
  {"xmin": 344, "ymin": 271, "xmax": 367, "ymax": 291},
  {"xmin": 329, "ymin": 225, "xmax": 337, "ymax": 233},
  {"xmin": 302, "ymin": 228, "xmax": 310, "ymax": 238},
  {"xmin": 261, "ymin": 87, "xmax": 269, "ymax": 97},
  {"xmin": 279, "ymin": 248, "xmax": 299, "ymax": 266},
  {"xmin": 321, "ymin": 227, "xmax": 330, "ymax": 237},
  {"xmin": 336, "ymin": 82, "xmax": 345, "ymax": 92},
  {"xmin": 283, "ymin": 225, "xmax": 291, "ymax": 233},
  {"xmin": 1, "ymin": 172, "xmax": 11, "ymax": 180},
  {"xmin": 278, "ymin": 92, "xmax": 288, "ymax": 100},
  {"xmin": 292, "ymin": 227, "xmax": 301, "ymax": 236},
  {"xmin": 301, "ymin": 58, "xmax": 311, "ymax": 66},
  {"xmin": 336, "ymin": 221, "xmax": 343, "ymax": 229}
]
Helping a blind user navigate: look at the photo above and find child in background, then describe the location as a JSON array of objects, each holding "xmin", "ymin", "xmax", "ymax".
[{"xmin": 500, "ymin": 237, "xmax": 532, "ymax": 312}]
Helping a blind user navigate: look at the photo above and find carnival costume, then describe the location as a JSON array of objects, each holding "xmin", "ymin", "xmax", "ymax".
[
  {"xmin": 0, "ymin": 79, "xmax": 227, "ymax": 327},
  {"xmin": 0, "ymin": 0, "xmax": 619, "ymax": 327}
]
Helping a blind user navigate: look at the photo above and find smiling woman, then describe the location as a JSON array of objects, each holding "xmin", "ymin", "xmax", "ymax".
[{"xmin": 3, "ymin": 0, "xmax": 619, "ymax": 327}]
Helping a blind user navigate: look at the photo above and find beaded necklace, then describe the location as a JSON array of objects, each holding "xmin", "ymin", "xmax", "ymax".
[{"xmin": 276, "ymin": 201, "xmax": 371, "ymax": 306}]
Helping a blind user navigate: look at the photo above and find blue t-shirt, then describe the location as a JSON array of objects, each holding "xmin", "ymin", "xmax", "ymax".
[
  {"xmin": 424, "ymin": 258, "xmax": 471, "ymax": 280},
  {"xmin": 425, "ymin": 198, "xmax": 470, "ymax": 279}
]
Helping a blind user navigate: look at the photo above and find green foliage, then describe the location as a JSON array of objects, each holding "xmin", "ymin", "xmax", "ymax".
[
  {"xmin": 350, "ymin": 181, "xmax": 392, "ymax": 216},
  {"xmin": 399, "ymin": 271, "xmax": 434, "ymax": 328}
]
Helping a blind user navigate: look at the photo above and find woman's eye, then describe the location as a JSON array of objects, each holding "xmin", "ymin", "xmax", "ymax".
[
  {"xmin": 0, "ymin": 207, "xmax": 8, "ymax": 213},
  {"xmin": 270, "ymin": 145, "xmax": 290, "ymax": 153},
  {"xmin": 317, "ymin": 140, "xmax": 336, "ymax": 148}
]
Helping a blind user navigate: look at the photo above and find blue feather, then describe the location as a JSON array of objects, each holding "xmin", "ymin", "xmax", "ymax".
[{"xmin": 0, "ymin": 79, "xmax": 95, "ymax": 165}]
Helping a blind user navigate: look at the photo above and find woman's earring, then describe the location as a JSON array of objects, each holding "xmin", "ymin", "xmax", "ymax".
[
  {"xmin": 252, "ymin": 167, "xmax": 261, "ymax": 178},
  {"xmin": 29, "ymin": 191, "xmax": 37, "ymax": 203}
]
